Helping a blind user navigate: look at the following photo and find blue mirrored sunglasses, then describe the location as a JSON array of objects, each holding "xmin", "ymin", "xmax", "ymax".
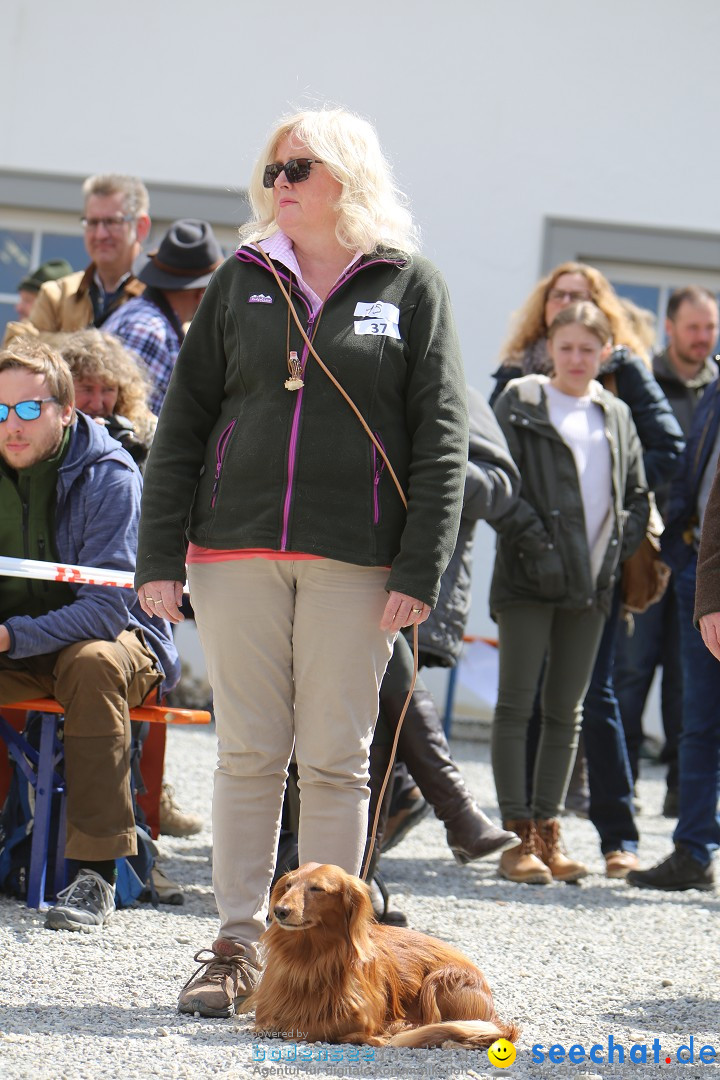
[{"xmin": 0, "ymin": 398, "xmax": 59, "ymax": 423}]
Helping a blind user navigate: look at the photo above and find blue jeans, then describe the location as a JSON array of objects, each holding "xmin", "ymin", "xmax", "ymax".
[
  {"xmin": 582, "ymin": 586, "xmax": 639, "ymax": 854},
  {"xmin": 614, "ymin": 580, "xmax": 683, "ymax": 786},
  {"xmin": 672, "ymin": 555, "xmax": 720, "ymax": 866}
]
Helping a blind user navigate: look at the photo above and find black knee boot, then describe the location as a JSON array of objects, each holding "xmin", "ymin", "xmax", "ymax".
[{"xmin": 382, "ymin": 691, "xmax": 520, "ymax": 864}]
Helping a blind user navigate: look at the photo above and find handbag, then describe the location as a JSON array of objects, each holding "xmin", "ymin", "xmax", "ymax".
[
  {"xmin": 601, "ymin": 373, "xmax": 671, "ymax": 616},
  {"xmin": 620, "ymin": 499, "xmax": 671, "ymax": 614}
]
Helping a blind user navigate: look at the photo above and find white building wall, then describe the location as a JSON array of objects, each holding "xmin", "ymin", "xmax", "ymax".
[{"xmin": 2, "ymin": 0, "xmax": 718, "ymax": 699}]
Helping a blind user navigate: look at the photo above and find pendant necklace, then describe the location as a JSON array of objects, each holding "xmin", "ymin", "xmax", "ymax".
[
  {"xmin": 283, "ymin": 274, "xmax": 325, "ymax": 391},
  {"xmin": 284, "ymin": 276, "xmax": 304, "ymax": 390}
]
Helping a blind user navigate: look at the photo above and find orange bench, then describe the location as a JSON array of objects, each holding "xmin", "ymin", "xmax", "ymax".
[{"xmin": 0, "ymin": 697, "xmax": 211, "ymax": 909}]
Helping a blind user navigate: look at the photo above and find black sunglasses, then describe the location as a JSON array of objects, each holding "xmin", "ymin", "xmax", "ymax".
[{"xmin": 262, "ymin": 158, "xmax": 323, "ymax": 188}]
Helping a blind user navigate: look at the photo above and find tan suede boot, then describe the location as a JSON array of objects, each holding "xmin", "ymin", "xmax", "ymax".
[
  {"xmin": 535, "ymin": 818, "xmax": 588, "ymax": 883},
  {"xmin": 498, "ymin": 819, "xmax": 552, "ymax": 884}
]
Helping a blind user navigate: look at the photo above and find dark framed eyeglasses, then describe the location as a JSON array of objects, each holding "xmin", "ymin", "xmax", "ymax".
[
  {"xmin": 547, "ymin": 288, "xmax": 592, "ymax": 304},
  {"xmin": 262, "ymin": 158, "xmax": 323, "ymax": 188},
  {"xmin": 0, "ymin": 398, "xmax": 59, "ymax": 423},
  {"xmin": 80, "ymin": 214, "xmax": 136, "ymax": 232}
]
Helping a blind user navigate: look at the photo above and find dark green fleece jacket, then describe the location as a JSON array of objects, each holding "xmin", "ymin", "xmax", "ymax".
[{"xmin": 135, "ymin": 247, "xmax": 468, "ymax": 608}]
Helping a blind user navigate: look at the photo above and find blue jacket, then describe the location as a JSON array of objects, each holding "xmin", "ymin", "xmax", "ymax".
[
  {"xmin": 4, "ymin": 413, "xmax": 180, "ymax": 689},
  {"xmin": 661, "ymin": 377, "xmax": 720, "ymax": 575}
]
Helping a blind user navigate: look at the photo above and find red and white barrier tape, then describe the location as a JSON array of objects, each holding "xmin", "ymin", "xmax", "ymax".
[{"xmin": 0, "ymin": 555, "xmax": 136, "ymax": 590}]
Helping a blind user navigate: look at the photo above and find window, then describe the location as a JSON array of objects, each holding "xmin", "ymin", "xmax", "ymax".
[
  {"xmin": 0, "ymin": 222, "xmax": 86, "ymax": 337},
  {"xmin": 0, "ymin": 169, "xmax": 248, "ymax": 340},
  {"xmin": 543, "ymin": 218, "xmax": 720, "ymax": 353}
]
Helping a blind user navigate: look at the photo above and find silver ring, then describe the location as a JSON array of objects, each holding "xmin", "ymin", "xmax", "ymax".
[{"xmin": 412, "ymin": 607, "xmax": 422, "ymax": 614}]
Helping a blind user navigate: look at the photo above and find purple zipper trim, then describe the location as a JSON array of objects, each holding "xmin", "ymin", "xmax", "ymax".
[
  {"xmin": 238, "ymin": 248, "xmax": 404, "ymax": 549},
  {"xmin": 210, "ymin": 418, "xmax": 237, "ymax": 508}
]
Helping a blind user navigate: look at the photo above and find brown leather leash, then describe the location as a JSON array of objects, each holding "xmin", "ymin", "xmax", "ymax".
[{"xmin": 252, "ymin": 243, "xmax": 420, "ymax": 881}]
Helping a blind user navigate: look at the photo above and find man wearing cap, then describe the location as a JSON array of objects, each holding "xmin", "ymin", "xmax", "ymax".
[
  {"xmin": 3, "ymin": 175, "xmax": 150, "ymax": 345},
  {"xmin": 15, "ymin": 260, "xmax": 74, "ymax": 321},
  {"xmin": 103, "ymin": 220, "xmax": 223, "ymax": 416}
]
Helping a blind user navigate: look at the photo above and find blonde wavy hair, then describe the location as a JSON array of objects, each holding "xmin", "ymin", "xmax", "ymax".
[
  {"xmin": 501, "ymin": 262, "xmax": 650, "ymax": 367},
  {"xmin": 240, "ymin": 108, "xmax": 419, "ymax": 255},
  {"xmin": 51, "ymin": 329, "xmax": 156, "ymax": 444}
]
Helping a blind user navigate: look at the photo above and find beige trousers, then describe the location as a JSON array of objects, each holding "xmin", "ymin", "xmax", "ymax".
[{"xmin": 187, "ymin": 558, "xmax": 396, "ymax": 958}]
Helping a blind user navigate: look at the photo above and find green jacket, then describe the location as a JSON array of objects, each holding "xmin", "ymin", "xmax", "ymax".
[
  {"xmin": 135, "ymin": 248, "xmax": 469, "ymax": 608},
  {"xmin": 490, "ymin": 375, "xmax": 649, "ymax": 617}
]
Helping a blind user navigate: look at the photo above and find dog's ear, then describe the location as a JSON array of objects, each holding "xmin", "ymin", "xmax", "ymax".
[{"xmin": 343, "ymin": 875, "xmax": 374, "ymax": 962}]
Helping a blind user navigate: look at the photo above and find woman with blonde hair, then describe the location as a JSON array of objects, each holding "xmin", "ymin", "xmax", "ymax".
[
  {"xmin": 134, "ymin": 107, "xmax": 468, "ymax": 1015},
  {"xmin": 490, "ymin": 263, "xmax": 684, "ymax": 880}
]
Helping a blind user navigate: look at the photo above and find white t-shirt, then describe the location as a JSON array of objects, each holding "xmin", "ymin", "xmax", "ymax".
[{"xmin": 545, "ymin": 383, "xmax": 612, "ymax": 579}]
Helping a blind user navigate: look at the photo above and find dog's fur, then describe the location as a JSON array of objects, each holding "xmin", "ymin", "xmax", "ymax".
[{"xmin": 241, "ymin": 862, "xmax": 520, "ymax": 1049}]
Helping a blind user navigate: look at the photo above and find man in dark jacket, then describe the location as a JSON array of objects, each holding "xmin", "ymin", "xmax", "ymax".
[
  {"xmin": 627, "ymin": 377, "xmax": 720, "ymax": 890},
  {"xmin": 0, "ymin": 339, "xmax": 179, "ymax": 927},
  {"xmin": 615, "ymin": 286, "xmax": 719, "ymax": 816}
]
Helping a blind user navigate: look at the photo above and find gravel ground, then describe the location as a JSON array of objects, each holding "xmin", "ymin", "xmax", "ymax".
[{"xmin": 0, "ymin": 725, "xmax": 718, "ymax": 1080}]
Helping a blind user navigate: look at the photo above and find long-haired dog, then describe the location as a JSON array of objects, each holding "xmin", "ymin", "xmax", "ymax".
[{"xmin": 241, "ymin": 862, "xmax": 520, "ymax": 1049}]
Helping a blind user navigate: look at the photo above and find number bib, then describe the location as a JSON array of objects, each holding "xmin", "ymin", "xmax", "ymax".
[{"xmin": 353, "ymin": 301, "xmax": 401, "ymax": 340}]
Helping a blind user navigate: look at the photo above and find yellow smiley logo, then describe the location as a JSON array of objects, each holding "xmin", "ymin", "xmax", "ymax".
[{"xmin": 487, "ymin": 1038, "xmax": 516, "ymax": 1068}]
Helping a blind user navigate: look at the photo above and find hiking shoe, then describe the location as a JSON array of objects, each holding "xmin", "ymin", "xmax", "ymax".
[
  {"xmin": 177, "ymin": 939, "xmax": 260, "ymax": 1018},
  {"xmin": 159, "ymin": 783, "xmax": 202, "ymax": 837},
  {"xmin": 626, "ymin": 845, "xmax": 715, "ymax": 892},
  {"xmin": 45, "ymin": 869, "xmax": 116, "ymax": 932},
  {"xmin": 381, "ymin": 786, "xmax": 430, "ymax": 853}
]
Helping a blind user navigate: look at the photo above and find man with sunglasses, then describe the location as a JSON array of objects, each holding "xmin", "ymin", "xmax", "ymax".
[
  {"xmin": 0, "ymin": 338, "xmax": 179, "ymax": 929},
  {"xmin": 3, "ymin": 174, "xmax": 151, "ymax": 345}
]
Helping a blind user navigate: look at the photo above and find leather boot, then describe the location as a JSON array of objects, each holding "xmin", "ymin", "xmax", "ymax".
[
  {"xmin": 535, "ymin": 818, "xmax": 588, "ymax": 883},
  {"xmin": 382, "ymin": 691, "xmax": 520, "ymax": 863},
  {"xmin": 498, "ymin": 820, "xmax": 552, "ymax": 884}
]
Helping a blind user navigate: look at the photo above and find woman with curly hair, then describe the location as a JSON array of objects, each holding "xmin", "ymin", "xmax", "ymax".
[
  {"xmin": 490, "ymin": 262, "xmax": 684, "ymax": 882},
  {"xmin": 57, "ymin": 328, "xmax": 156, "ymax": 465}
]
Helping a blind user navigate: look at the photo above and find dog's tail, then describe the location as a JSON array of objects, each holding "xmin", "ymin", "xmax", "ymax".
[{"xmin": 386, "ymin": 1018, "xmax": 521, "ymax": 1049}]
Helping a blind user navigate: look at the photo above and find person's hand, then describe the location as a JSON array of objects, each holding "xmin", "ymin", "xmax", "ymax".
[
  {"xmin": 699, "ymin": 611, "xmax": 720, "ymax": 661},
  {"xmin": 380, "ymin": 591, "xmax": 431, "ymax": 631},
  {"xmin": 138, "ymin": 580, "xmax": 185, "ymax": 624},
  {"xmin": 0, "ymin": 625, "xmax": 10, "ymax": 653}
]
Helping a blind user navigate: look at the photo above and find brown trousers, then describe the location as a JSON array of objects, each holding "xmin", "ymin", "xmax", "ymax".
[{"xmin": 0, "ymin": 629, "xmax": 162, "ymax": 861}]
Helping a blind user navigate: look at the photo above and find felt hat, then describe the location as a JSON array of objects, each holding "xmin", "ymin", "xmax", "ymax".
[
  {"xmin": 18, "ymin": 258, "xmax": 74, "ymax": 293},
  {"xmin": 134, "ymin": 219, "xmax": 223, "ymax": 290}
]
